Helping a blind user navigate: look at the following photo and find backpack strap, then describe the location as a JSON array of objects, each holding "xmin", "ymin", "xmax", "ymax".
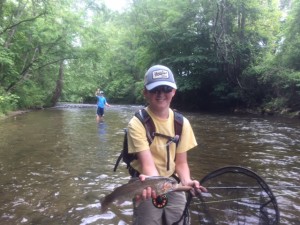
[
  {"xmin": 136, "ymin": 108, "xmax": 184, "ymax": 145},
  {"xmin": 173, "ymin": 111, "xmax": 183, "ymax": 145},
  {"xmin": 135, "ymin": 108, "xmax": 155, "ymax": 144},
  {"xmin": 113, "ymin": 128, "xmax": 127, "ymax": 172},
  {"xmin": 114, "ymin": 128, "xmax": 139, "ymax": 172},
  {"xmin": 138, "ymin": 109, "xmax": 184, "ymax": 171}
]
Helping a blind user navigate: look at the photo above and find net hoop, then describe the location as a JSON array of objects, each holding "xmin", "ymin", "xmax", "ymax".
[
  {"xmin": 173, "ymin": 166, "xmax": 280, "ymax": 225},
  {"xmin": 196, "ymin": 166, "xmax": 280, "ymax": 225}
]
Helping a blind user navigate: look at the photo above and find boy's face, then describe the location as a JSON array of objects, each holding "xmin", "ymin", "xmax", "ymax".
[{"xmin": 144, "ymin": 85, "xmax": 176, "ymax": 110}]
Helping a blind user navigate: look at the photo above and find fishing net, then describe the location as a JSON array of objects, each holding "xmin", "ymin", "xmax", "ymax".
[{"xmin": 189, "ymin": 166, "xmax": 279, "ymax": 225}]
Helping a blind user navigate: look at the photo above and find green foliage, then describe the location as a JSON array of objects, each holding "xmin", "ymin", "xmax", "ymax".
[
  {"xmin": 276, "ymin": 1, "xmax": 300, "ymax": 70},
  {"xmin": 263, "ymin": 97, "xmax": 288, "ymax": 111},
  {"xmin": 249, "ymin": 62, "xmax": 300, "ymax": 110},
  {"xmin": 212, "ymin": 82, "xmax": 239, "ymax": 101},
  {"xmin": 13, "ymin": 80, "xmax": 47, "ymax": 108},
  {"xmin": 0, "ymin": 0, "xmax": 299, "ymax": 113},
  {"xmin": 0, "ymin": 46, "xmax": 18, "ymax": 87},
  {"xmin": 0, "ymin": 88, "xmax": 19, "ymax": 114},
  {"xmin": 133, "ymin": 81, "xmax": 146, "ymax": 104},
  {"xmin": 105, "ymin": 75, "xmax": 136, "ymax": 103}
]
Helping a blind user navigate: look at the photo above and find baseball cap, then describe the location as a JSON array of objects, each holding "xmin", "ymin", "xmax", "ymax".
[{"xmin": 144, "ymin": 65, "xmax": 177, "ymax": 90}]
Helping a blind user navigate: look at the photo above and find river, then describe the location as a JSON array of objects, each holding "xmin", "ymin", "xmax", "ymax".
[{"xmin": 0, "ymin": 104, "xmax": 299, "ymax": 225}]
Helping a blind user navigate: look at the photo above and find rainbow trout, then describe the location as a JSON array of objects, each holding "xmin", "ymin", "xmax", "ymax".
[{"xmin": 100, "ymin": 176, "xmax": 190, "ymax": 212}]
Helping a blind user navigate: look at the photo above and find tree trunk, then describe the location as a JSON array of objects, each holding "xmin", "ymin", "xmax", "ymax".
[{"xmin": 50, "ymin": 60, "xmax": 64, "ymax": 107}]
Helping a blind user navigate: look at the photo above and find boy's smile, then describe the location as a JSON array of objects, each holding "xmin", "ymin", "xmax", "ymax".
[{"xmin": 145, "ymin": 88, "xmax": 176, "ymax": 113}]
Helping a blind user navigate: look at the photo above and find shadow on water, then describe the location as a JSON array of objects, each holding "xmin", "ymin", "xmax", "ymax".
[{"xmin": 0, "ymin": 105, "xmax": 299, "ymax": 225}]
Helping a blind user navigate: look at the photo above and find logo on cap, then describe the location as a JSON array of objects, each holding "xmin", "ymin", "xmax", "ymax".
[{"xmin": 152, "ymin": 70, "xmax": 169, "ymax": 79}]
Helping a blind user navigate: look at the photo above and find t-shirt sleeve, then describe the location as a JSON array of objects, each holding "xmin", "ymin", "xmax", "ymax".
[
  {"xmin": 127, "ymin": 116, "xmax": 149, "ymax": 153},
  {"xmin": 176, "ymin": 117, "xmax": 198, "ymax": 153}
]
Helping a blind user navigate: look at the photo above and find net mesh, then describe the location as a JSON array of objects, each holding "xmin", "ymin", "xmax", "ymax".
[{"xmin": 189, "ymin": 166, "xmax": 279, "ymax": 225}]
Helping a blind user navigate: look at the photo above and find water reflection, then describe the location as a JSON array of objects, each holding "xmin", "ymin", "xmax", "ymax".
[
  {"xmin": 98, "ymin": 122, "xmax": 108, "ymax": 142},
  {"xmin": 0, "ymin": 106, "xmax": 299, "ymax": 225}
]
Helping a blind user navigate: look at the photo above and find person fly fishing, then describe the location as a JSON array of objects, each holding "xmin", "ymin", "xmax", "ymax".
[
  {"xmin": 126, "ymin": 65, "xmax": 207, "ymax": 225},
  {"xmin": 95, "ymin": 90, "xmax": 110, "ymax": 123}
]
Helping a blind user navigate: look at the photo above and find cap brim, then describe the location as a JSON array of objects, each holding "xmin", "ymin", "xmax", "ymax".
[{"xmin": 146, "ymin": 81, "xmax": 177, "ymax": 90}]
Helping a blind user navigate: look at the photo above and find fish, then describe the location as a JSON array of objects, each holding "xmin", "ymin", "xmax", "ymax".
[{"xmin": 100, "ymin": 176, "xmax": 191, "ymax": 212}]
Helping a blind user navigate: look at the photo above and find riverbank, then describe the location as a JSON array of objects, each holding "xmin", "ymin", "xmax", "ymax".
[
  {"xmin": 0, "ymin": 110, "xmax": 32, "ymax": 120},
  {"xmin": 1, "ymin": 104, "xmax": 300, "ymax": 121},
  {"xmin": 0, "ymin": 103, "xmax": 96, "ymax": 120},
  {"xmin": 232, "ymin": 107, "xmax": 300, "ymax": 119}
]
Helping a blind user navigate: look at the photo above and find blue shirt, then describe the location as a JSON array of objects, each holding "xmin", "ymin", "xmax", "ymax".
[{"xmin": 96, "ymin": 96, "xmax": 107, "ymax": 108}]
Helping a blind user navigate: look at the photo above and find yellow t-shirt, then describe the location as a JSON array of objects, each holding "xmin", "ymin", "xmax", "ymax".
[{"xmin": 127, "ymin": 107, "xmax": 197, "ymax": 177}]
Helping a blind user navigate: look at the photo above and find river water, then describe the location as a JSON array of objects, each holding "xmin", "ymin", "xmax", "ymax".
[{"xmin": 0, "ymin": 104, "xmax": 299, "ymax": 225}]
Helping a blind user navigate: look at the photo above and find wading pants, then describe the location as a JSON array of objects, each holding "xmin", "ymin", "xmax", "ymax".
[{"xmin": 132, "ymin": 191, "xmax": 188, "ymax": 225}]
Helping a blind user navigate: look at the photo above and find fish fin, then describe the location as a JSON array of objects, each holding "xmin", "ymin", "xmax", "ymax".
[
  {"xmin": 100, "ymin": 193, "xmax": 114, "ymax": 213},
  {"xmin": 128, "ymin": 177, "xmax": 140, "ymax": 183},
  {"xmin": 100, "ymin": 198, "xmax": 109, "ymax": 213},
  {"xmin": 100, "ymin": 194, "xmax": 128, "ymax": 213}
]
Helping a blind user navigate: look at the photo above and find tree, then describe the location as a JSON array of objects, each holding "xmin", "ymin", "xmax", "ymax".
[
  {"xmin": 1, "ymin": 0, "xmax": 299, "ymax": 114},
  {"xmin": 257, "ymin": 0, "xmax": 300, "ymax": 111}
]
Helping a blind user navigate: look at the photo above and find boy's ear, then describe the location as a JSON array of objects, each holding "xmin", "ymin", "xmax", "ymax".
[{"xmin": 171, "ymin": 89, "xmax": 176, "ymax": 97}]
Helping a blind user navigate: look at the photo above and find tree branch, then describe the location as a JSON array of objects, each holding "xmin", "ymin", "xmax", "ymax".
[{"xmin": 0, "ymin": 12, "xmax": 46, "ymax": 36}]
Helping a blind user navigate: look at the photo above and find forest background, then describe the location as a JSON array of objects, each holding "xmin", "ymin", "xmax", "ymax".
[{"xmin": 1, "ymin": 0, "xmax": 299, "ymax": 117}]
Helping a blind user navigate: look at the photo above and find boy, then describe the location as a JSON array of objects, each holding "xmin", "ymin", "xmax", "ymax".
[
  {"xmin": 96, "ymin": 91, "xmax": 110, "ymax": 123},
  {"xmin": 127, "ymin": 65, "xmax": 206, "ymax": 225}
]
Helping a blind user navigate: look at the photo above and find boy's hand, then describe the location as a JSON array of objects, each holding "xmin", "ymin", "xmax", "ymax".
[
  {"xmin": 184, "ymin": 179, "xmax": 207, "ymax": 196},
  {"xmin": 134, "ymin": 174, "xmax": 157, "ymax": 205}
]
